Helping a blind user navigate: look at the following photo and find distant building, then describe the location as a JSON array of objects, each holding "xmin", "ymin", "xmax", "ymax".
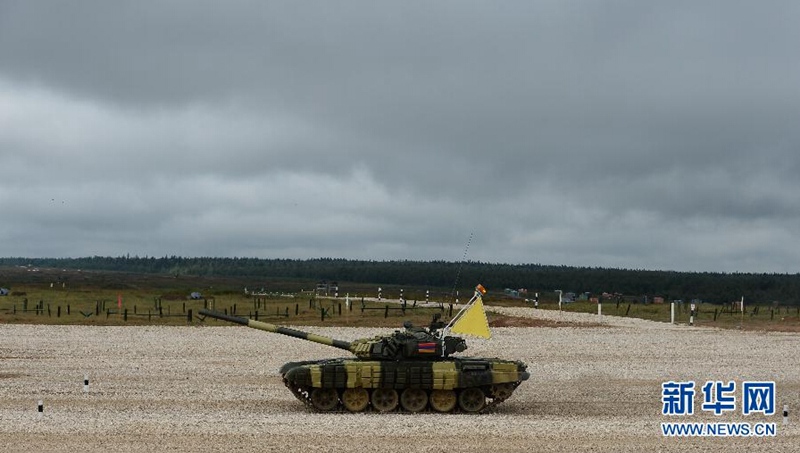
[
  {"xmin": 315, "ymin": 281, "xmax": 339, "ymax": 296},
  {"xmin": 245, "ymin": 287, "xmax": 268, "ymax": 296},
  {"xmin": 190, "ymin": 292, "xmax": 202, "ymax": 300},
  {"xmin": 0, "ymin": 288, "xmax": 8, "ymax": 296},
  {"xmin": 653, "ymin": 296, "xmax": 665, "ymax": 304}
]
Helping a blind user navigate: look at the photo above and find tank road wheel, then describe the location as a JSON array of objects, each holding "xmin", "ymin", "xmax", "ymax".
[
  {"xmin": 371, "ymin": 388, "xmax": 399, "ymax": 412},
  {"xmin": 400, "ymin": 388, "xmax": 428, "ymax": 412},
  {"xmin": 310, "ymin": 388, "xmax": 339, "ymax": 411},
  {"xmin": 429, "ymin": 390, "xmax": 457, "ymax": 413},
  {"xmin": 490, "ymin": 383, "xmax": 515, "ymax": 401},
  {"xmin": 458, "ymin": 387, "xmax": 485, "ymax": 413},
  {"xmin": 341, "ymin": 388, "xmax": 370, "ymax": 412}
]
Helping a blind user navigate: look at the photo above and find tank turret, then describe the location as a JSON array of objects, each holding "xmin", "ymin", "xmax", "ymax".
[
  {"xmin": 198, "ymin": 310, "xmax": 468, "ymax": 360},
  {"xmin": 198, "ymin": 285, "xmax": 529, "ymax": 413}
]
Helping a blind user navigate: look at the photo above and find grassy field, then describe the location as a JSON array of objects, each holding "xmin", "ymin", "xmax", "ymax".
[
  {"xmin": 1, "ymin": 266, "xmax": 798, "ymax": 331},
  {"xmin": 0, "ymin": 266, "xmax": 509, "ymax": 328},
  {"xmin": 533, "ymin": 299, "xmax": 800, "ymax": 331}
]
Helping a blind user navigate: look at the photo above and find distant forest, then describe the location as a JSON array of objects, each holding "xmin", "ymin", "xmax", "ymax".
[{"xmin": 1, "ymin": 256, "xmax": 799, "ymax": 305}]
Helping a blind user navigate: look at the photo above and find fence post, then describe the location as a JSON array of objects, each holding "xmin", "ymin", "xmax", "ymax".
[
  {"xmin": 187, "ymin": 309, "xmax": 192, "ymax": 324},
  {"xmin": 124, "ymin": 309, "xmax": 128, "ymax": 322},
  {"xmin": 384, "ymin": 305, "xmax": 389, "ymax": 318}
]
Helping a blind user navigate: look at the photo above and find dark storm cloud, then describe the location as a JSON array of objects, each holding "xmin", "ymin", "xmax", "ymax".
[{"xmin": 1, "ymin": 1, "xmax": 800, "ymax": 272}]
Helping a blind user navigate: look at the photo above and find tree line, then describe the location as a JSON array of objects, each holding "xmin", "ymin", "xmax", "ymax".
[{"xmin": 1, "ymin": 256, "xmax": 799, "ymax": 305}]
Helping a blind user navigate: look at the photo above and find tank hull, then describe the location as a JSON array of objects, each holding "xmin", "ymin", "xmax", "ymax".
[{"xmin": 280, "ymin": 357, "xmax": 529, "ymax": 413}]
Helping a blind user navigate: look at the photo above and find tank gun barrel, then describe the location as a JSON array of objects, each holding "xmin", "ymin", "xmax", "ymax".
[{"xmin": 199, "ymin": 309, "xmax": 353, "ymax": 352}]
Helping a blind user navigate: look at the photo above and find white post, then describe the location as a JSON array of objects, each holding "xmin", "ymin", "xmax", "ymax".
[
  {"xmin": 741, "ymin": 296, "xmax": 745, "ymax": 326},
  {"xmin": 671, "ymin": 302, "xmax": 675, "ymax": 324},
  {"xmin": 784, "ymin": 404, "xmax": 789, "ymax": 425},
  {"xmin": 38, "ymin": 400, "xmax": 43, "ymax": 418},
  {"xmin": 557, "ymin": 290, "xmax": 562, "ymax": 312},
  {"xmin": 84, "ymin": 375, "xmax": 89, "ymax": 393},
  {"xmin": 689, "ymin": 303, "xmax": 696, "ymax": 326},
  {"xmin": 598, "ymin": 301, "xmax": 602, "ymax": 322}
]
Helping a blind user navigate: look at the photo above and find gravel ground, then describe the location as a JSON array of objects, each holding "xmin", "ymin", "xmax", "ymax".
[{"xmin": 1, "ymin": 308, "xmax": 798, "ymax": 452}]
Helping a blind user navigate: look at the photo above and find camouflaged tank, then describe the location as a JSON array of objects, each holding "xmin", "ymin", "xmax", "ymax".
[{"xmin": 198, "ymin": 308, "xmax": 529, "ymax": 413}]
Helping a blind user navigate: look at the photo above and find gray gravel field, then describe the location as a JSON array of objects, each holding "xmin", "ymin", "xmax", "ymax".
[{"xmin": 1, "ymin": 308, "xmax": 798, "ymax": 452}]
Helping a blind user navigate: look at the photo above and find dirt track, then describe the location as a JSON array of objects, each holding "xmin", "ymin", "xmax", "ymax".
[{"xmin": 1, "ymin": 309, "xmax": 798, "ymax": 452}]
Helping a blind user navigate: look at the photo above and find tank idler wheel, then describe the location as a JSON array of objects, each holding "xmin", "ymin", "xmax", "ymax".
[
  {"xmin": 458, "ymin": 387, "xmax": 485, "ymax": 412},
  {"xmin": 371, "ymin": 388, "xmax": 399, "ymax": 412},
  {"xmin": 310, "ymin": 388, "xmax": 339, "ymax": 411},
  {"xmin": 490, "ymin": 383, "xmax": 515, "ymax": 401},
  {"xmin": 400, "ymin": 388, "xmax": 428, "ymax": 412},
  {"xmin": 429, "ymin": 390, "xmax": 457, "ymax": 413},
  {"xmin": 341, "ymin": 388, "xmax": 370, "ymax": 412}
]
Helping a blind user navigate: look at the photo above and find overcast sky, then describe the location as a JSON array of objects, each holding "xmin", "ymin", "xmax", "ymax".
[{"xmin": 1, "ymin": 1, "xmax": 799, "ymax": 273}]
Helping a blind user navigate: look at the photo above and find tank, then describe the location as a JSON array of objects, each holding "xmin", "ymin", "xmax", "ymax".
[{"xmin": 198, "ymin": 298, "xmax": 529, "ymax": 413}]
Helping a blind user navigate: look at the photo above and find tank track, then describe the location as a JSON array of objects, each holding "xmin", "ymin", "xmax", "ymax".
[{"xmin": 283, "ymin": 378, "xmax": 521, "ymax": 413}]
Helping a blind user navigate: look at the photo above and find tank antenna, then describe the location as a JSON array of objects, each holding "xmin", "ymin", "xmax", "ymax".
[{"xmin": 450, "ymin": 232, "xmax": 473, "ymax": 303}]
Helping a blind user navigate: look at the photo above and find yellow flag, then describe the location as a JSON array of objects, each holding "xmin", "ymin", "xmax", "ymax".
[{"xmin": 450, "ymin": 296, "xmax": 491, "ymax": 339}]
